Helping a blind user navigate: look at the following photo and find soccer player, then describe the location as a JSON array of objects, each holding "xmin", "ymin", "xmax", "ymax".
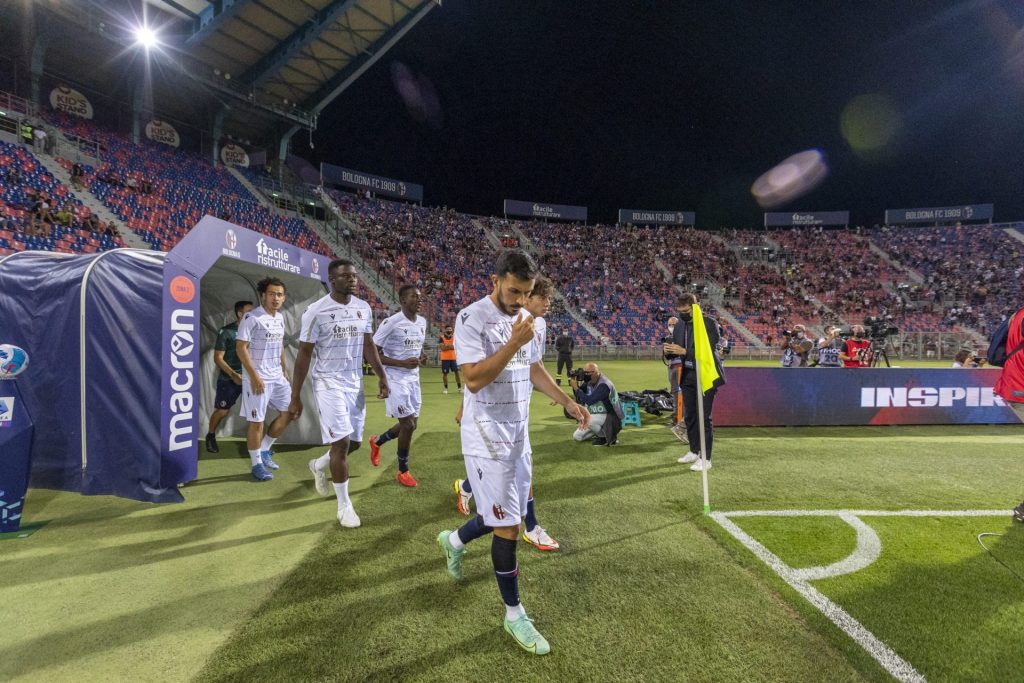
[
  {"xmin": 236, "ymin": 278, "xmax": 295, "ymax": 481},
  {"xmin": 205, "ymin": 300, "xmax": 253, "ymax": 453},
  {"xmin": 439, "ymin": 323, "xmax": 461, "ymax": 393},
  {"xmin": 454, "ymin": 276, "xmax": 561, "ymax": 552},
  {"xmin": 368, "ymin": 285, "xmax": 427, "ymax": 487},
  {"xmin": 437, "ymin": 252, "xmax": 588, "ymax": 655},
  {"xmin": 288, "ymin": 259, "xmax": 389, "ymax": 528}
]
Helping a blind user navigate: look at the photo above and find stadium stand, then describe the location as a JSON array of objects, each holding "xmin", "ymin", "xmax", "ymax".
[{"xmin": 0, "ymin": 139, "xmax": 123, "ymax": 257}]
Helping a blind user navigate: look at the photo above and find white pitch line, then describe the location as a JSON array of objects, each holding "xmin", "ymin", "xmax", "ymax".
[
  {"xmin": 711, "ymin": 511, "xmax": 926, "ymax": 683},
  {"xmin": 719, "ymin": 509, "xmax": 1009, "ymax": 517},
  {"xmin": 793, "ymin": 513, "xmax": 881, "ymax": 581}
]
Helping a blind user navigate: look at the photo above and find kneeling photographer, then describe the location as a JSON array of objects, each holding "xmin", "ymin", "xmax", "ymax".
[{"xmin": 569, "ymin": 363, "xmax": 624, "ymax": 446}]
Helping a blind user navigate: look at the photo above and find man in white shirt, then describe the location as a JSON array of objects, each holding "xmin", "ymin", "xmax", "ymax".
[
  {"xmin": 436, "ymin": 252, "xmax": 588, "ymax": 656},
  {"xmin": 236, "ymin": 277, "xmax": 296, "ymax": 481},
  {"xmin": 288, "ymin": 260, "xmax": 389, "ymax": 528},
  {"xmin": 454, "ymin": 276, "xmax": 562, "ymax": 552},
  {"xmin": 369, "ymin": 285, "xmax": 427, "ymax": 487}
]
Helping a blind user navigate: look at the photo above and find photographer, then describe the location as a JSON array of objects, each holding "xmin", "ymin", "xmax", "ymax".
[
  {"xmin": 663, "ymin": 316, "xmax": 684, "ymax": 432},
  {"xmin": 840, "ymin": 325, "xmax": 871, "ymax": 367},
  {"xmin": 816, "ymin": 326, "xmax": 844, "ymax": 367},
  {"xmin": 780, "ymin": 325, "xmax": 814, "ymax": 367},
  {"xmin": 570, "ymin": 363, "xmax": 623, "ymax": 446}
]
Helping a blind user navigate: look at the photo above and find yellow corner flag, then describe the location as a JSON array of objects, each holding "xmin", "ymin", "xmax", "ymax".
[{"xmin": 691, "ymin": 304, "xmax": 722, "ymax": 395}]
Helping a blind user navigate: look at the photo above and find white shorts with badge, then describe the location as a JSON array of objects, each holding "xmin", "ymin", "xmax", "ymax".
[
  {"xmin": 312, "ymin": 376, "xmax": 366, "ymax": 445},
  {"xmin": 384, "ymin": 379, "xmax": 422, "ymax": 418},
  {"xmin": 464, "ymin": 453, "xmax": 533, "ymax": 527},
  {"xmin": 240, "ymin": 376, "xmax": 291, "ymax": 423}
]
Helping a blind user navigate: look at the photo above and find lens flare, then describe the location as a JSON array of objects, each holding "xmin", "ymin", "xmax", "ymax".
[{"xmin": 751, "ymin": 149, "xmax": 828, "ymax": 208}]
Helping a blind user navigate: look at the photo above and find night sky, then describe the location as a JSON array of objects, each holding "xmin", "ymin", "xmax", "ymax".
[{"xmin": 308, "ymin": 1, "xmax": 1024, "ymax": 228}]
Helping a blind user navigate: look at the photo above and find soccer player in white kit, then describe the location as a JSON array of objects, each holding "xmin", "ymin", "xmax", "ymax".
[
  {"xmin": 288, "ymin": 260, "xmax": 389, "ymax": 528},
  {"xmin": 368, "ymin": 285, "xmax": 427, "ymax": 487},
  {"xmin": 437, "ymin": 252, "xmax": 588, "ymax": 655},
  {"xmin": 454, "ymin": 276, "xmax": 562, "ymax": 552},
  {"xmin": 236, "ymin": 277, "xmax": 296, "ymax": 481}
]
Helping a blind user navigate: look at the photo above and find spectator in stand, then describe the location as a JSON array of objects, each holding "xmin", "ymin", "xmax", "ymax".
[
  {"xmin": 55, "ymin": 202, "xmax": 74, "ymax": 228},
  {"xmin": 70, "ymin": 162, "xmax": 85, "ymax": 189},
  {"xmin": 104, "ymin": 221, "xmax": 120, "ymax": 239},
  {"xmin": 83, "ymin": 211, "xmax": 102, "ymax": 233},
  {"xmin": 30, "ymin": 195, "xmax": 55, "ymax": 236}
]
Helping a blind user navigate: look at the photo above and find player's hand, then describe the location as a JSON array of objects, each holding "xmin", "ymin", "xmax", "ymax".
[
  {"xmin": 377, "ymin": 379, "xmax": 389, "ymax": 400},
  {"xmin": 404, "ymin": 358, "xmax": 420, "ymax": 369},
  {"xmin": 565, "ymin": 400, "xmax": 589, "ymax": 430},
  {"xmin": 510, "ymin": 312, "xmax": 535, "ymax": 349},
  {"xmin": 664, "ymin": 343, "xmax": 686, "ymax": 356},
  {"xmin": 455, "ymin": 403, "xmax": 464, "ymax": 425},
  {"xmin": 251, "ymin": 376, "xmax": 265, "ymax": 395},
  {"xmin": 232, "ymin": 373, "xmax": 243, "ymax": 386},
  {"xmin": 288, "ymin": 396, "xmax": 303, "ymax": 420}
]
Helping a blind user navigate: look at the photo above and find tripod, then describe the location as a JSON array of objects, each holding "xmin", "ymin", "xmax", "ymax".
[{"xmin": 868, "ymin": 338, "xmax": 892, "ymax": 367}]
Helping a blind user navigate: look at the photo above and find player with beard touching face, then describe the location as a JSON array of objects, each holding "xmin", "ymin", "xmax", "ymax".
[{"xmin": 437, "ymin": 252, "xmax": 588, "ymax": 655}]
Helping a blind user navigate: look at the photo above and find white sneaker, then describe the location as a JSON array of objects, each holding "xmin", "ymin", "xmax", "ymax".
[
  {"xmin": 689, "ymin": 459, "xmax": 712, "ymax": 472},
  {"xmin": 523, "ymin": 525, "xmax": 560, "ymax": 551},
  {"xmin": 309, "ymin": 459, "xmax": 331, "ymax": 497},
  {"xmin": 443, "ymin": 388, "xmax": 448, "ymax": 394},
  {"xmin": 337, "ymin": 504, "xmax": 361, "ymax": 528},
  {"xmin": 671, "ymin": 423, "xmax": 689, "ymax": 444},
  {"xmin": 677, "ymin": 451, "xmax": 699, "ymax": 464}
]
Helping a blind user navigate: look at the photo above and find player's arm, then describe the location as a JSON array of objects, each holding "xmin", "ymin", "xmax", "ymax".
[
  {"xmin": 460, "ymin": 313, "xmax": 535, "ymax": 393},
  {"xmin": 363, "ymin": 332, "xmax": 389, "ymax": 399},
  {"xmin": 288, "ymin": 341, "xmax": 315, "ymax": 419},
  {"xmin": 213, "ymin": 350, "xmax": 241, "ymax": 383},
  {"xmin": 236, "ymin": 340, "xmax": 264, "ymax": 394},
  {"xmin": 280, "ymin": 348, "xmax": 290, "ymax": 382},
  {"xmin": 377, "ymin": 345, "xmax": 418, "ymax": 369},
  {"xmin": 530, "ymin": 361, "xmax": 589, "ymax": 430}
]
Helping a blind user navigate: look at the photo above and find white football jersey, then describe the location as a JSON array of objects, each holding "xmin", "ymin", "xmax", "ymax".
[
  {"xmin": 455, "ymin": 296, "xmax": 542, "ymax": 460},
  {"xmin": 237, "ymin": 306, "xmax": 285, "ymax": 381},
  {"xmin": 534, "ymin": 316, "xmax": 547, "ymax": 355},
  {"xmin": 299, "ymin": 293, "xmax": 373, "ymax": 384},
  {"xmin": 372, "ymin": 311, "xmax": 427, "ymax": 383}
]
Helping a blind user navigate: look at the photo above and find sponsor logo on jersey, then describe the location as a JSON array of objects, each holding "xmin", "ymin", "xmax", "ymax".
[{"xmin": 0, "ymin": 397, "xmax": 14, "ymax": 427}]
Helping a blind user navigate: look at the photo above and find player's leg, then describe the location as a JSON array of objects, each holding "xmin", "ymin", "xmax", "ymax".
[
  {"xmin": 522, "ymin": 483, "xmax": 559, "ymax": 552},
  {"xmin": 241, "ymin": 383, "xmax": 273, "ymax": 480},
  {"xmin": 206, "ymin": 376, "xmax": 242, "ymax": 452},
  {"xmin": 501, "ymin": 452, "xmax": 549, "ymax": 654},
  {"xmin": 205, "ymin": 408, "xmax": 228, "ymax": 452},
  {"xmin": 258, "ymin": 379, "xmax": 294, "ymax": 470},
  {"xmin": 394, "ymin": 415, "xmax": 418, "ymax": 486},
  {"xmin": 369, "ymin": 423, "xmax": 398, "ymax": 467},
  {"xmin": 441, "ymin": 365, "xmax": 449, "ymax": 393},
  {"xmin": 310, "ymin": 380, "xmax": 361, "ymax": 526}
]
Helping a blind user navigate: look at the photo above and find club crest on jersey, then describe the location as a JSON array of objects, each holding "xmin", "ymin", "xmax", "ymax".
[
  {"xmin": 357, "ymin": 311, "xmax": 363, "ymax": 319},
  {"xmin": 251, "ymin": 410, "xmax": 257, "ymax": 419},
  {"xmin": 492, "ymin": 504, "xmax": 506, "ymax": 520}
]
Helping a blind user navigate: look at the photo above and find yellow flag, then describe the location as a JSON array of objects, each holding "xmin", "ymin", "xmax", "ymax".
[{"xmin": 691, "ymin": 304, "xmax": 721, "ymax": 395}]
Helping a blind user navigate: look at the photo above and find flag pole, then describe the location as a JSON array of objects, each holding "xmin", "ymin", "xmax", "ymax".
[{"xmin": 694, "ymin": 350, "xmax": 711, "ymax": 514}]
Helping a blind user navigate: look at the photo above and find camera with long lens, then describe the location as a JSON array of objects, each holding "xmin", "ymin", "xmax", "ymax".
[{"xmin": 568, "ymin": 367, "xmax": 588, "ymax": 383}]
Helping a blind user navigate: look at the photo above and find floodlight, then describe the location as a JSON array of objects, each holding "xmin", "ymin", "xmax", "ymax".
[{"xmin": 135, "ymin": 26, "xmax": 159, "ymax": 49}]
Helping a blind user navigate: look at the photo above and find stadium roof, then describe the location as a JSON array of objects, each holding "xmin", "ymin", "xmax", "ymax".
[{"xmin": 17, "ymin": 0, "xmax": 437, "ymax": 145}]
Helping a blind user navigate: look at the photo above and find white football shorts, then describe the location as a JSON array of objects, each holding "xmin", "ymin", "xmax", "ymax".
[
  {"xmin": 312, "ymin": 377, "xmax": 366, "ymax": 445},
  {"xmin": 240, "ymin": 376, "xmax": 291, "ymax": 423},
  {"xmin": 384, "ymin": 378, "xmax": 422, "ymax": 419},
  {"xmin": 463, "ymin": 452, "xmax": 532, "ymax": 527}
]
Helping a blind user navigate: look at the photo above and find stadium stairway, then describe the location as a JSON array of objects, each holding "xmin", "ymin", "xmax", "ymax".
[
  {"xmin": 24, "ymin": 144, "xmax": 148, "ymax": 250},
  {"xmin": 475, "ymin": 217, "xmax": 603, "ymax": 342},
  {"xmin": 868, "ymin": 240, "xmax": 924, "ymax": 284},
  {"xmin": 1003, "ymin": 226, "xmax": 1024, "ymax": 246},
  {"xmin": 312, "ymin": 192, "xmax": 403, "ymax": 313},
  {"xmin": 224, "ymin": 166, "xmax": 279, "ymax": 212}
]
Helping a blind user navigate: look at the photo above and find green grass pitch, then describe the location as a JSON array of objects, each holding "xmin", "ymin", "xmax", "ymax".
[{"xmin": 3, "ymin": 360, "xmax": 1022, "ymax": 682}]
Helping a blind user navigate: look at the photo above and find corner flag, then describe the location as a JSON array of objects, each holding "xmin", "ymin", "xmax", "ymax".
[{"xmin": 691, "ymin": 304, "xmax": 722, "ymax": 395}]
